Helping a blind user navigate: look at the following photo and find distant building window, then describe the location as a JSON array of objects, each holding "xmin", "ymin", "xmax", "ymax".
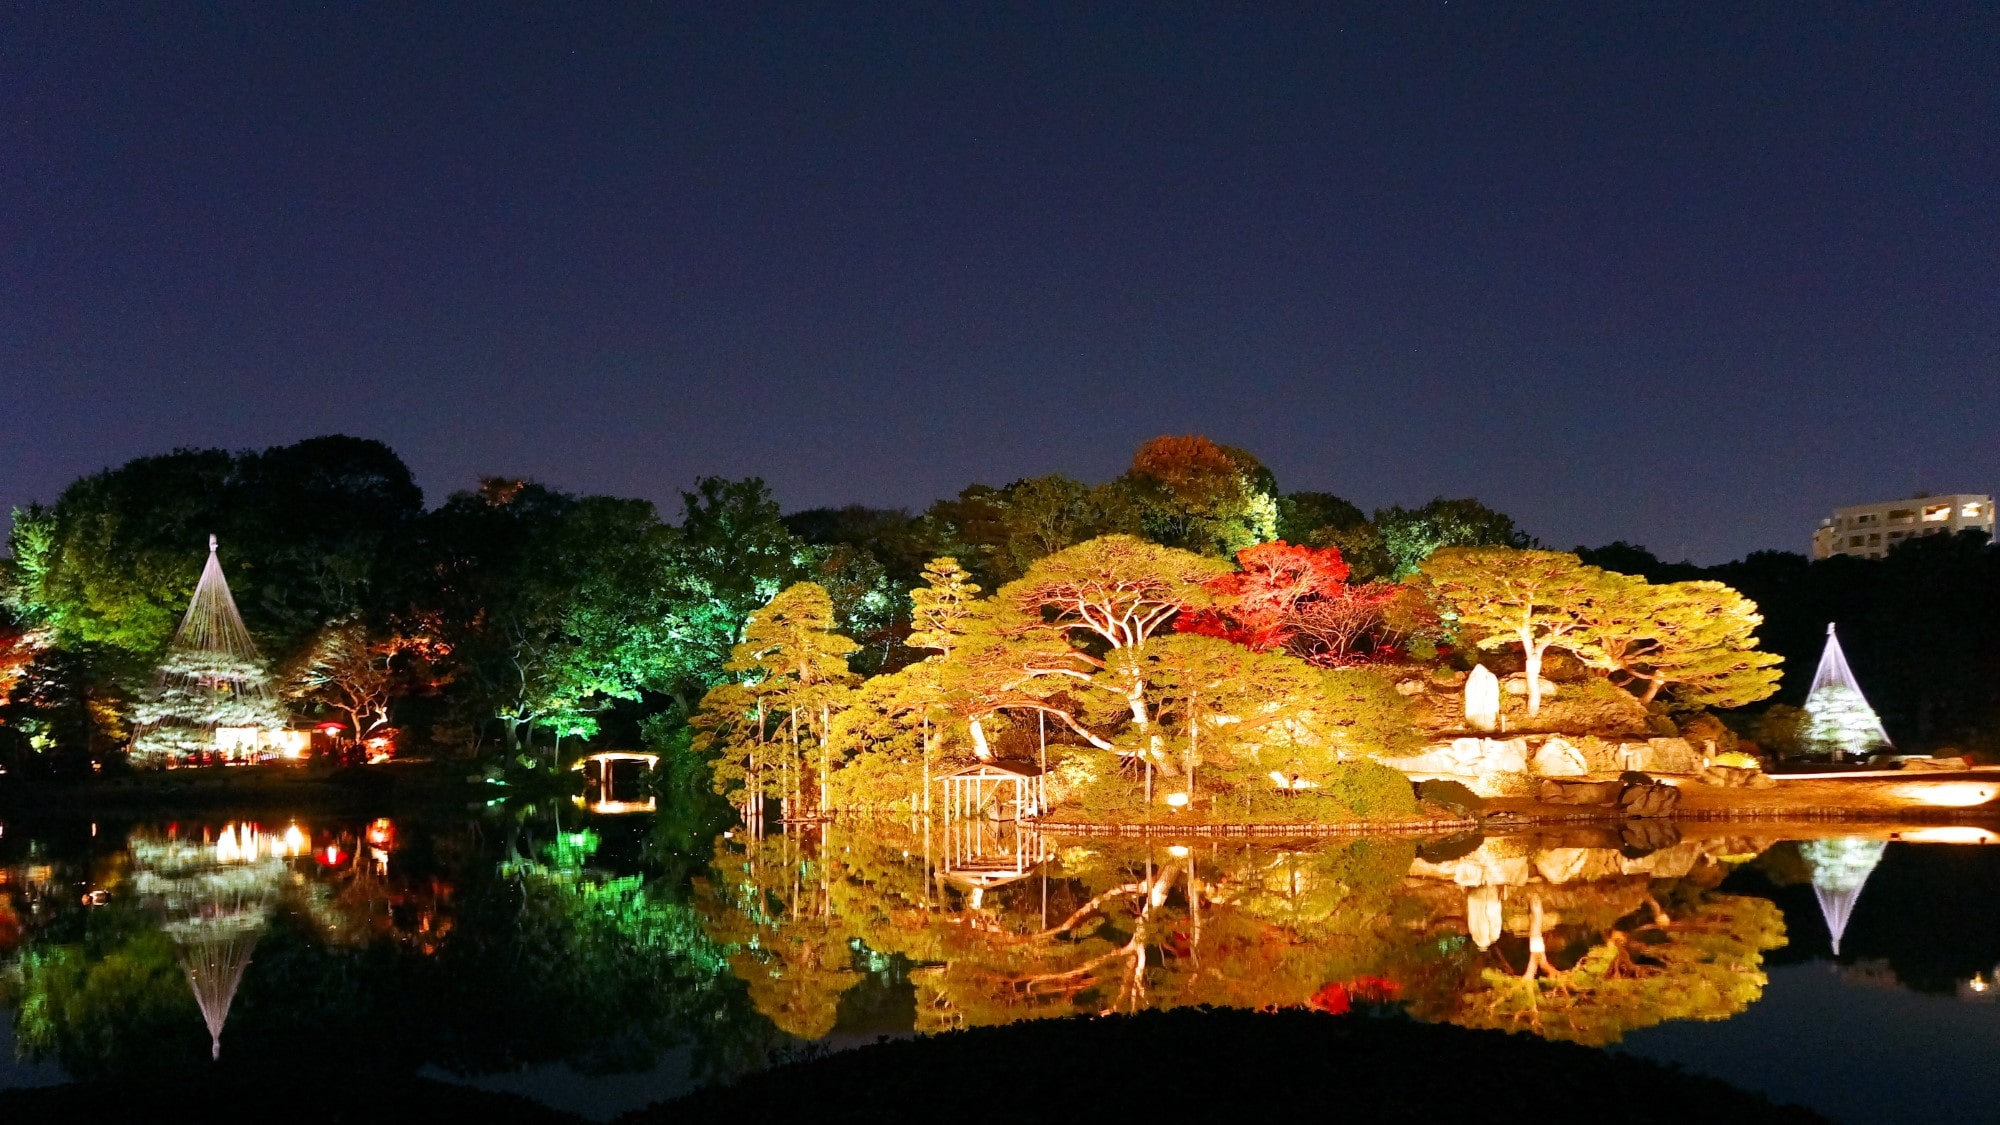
[
  {"xmin": 1855, "ymin": 513, "xmax": 1877, "ymax": 524},
  {"xmin": 1889, "ymin": 532, "xmax": 1906, "ymax": 541},
  {"xmin": 1964, "ymin": 502, "xmax": 1986, "ymax": 519},
  {"xmin": 1923, "ymin": 504, "xmax": 1951, "ymax": 521},
  {"xmin": 1849, "ymin": 536, "xmax": 1864, "ymax": 547},
  {"xmin": 1889, "ymin": 508, "xmax": 1916, "ymax": 522},
  {"xmin": 1867, "ymin": 533, "xmax": 1881, "ymax": 544}
]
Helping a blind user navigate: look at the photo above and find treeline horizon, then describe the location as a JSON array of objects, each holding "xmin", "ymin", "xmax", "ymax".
[{"xmin": 2, "ymin": 433, "xmax": 1996, "ymax": 771}]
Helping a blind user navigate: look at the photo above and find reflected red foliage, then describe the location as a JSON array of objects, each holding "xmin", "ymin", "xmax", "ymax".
[{"xmin": 1306, "ymin": 976, "xmax": 1401, "ymax": 1015}]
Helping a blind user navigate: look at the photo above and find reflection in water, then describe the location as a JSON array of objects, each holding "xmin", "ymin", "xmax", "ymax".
[
  {"xmin": 573, "ymin": 753, "xmax": 661, "ymax": 815},
  {"xmin": 702, "ymin": 820, "xmax": 1788, "ymax": 1047},
  {"xmin": 1798, "ymin": 838, "xmax": 1887, "ymax": 956},
  {"xmin": 129, "ymin": 825, "xmax": 291, "ymax": 1058},
  {"xmin": 4, "ymin": 810, "xmax": 1999, "ymax": 1117}
]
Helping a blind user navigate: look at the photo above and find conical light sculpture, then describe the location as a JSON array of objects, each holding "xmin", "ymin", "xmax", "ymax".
[
  {"xmin": 130, "ymin": 536, "xmax": 288, "ymax": 765},
  {"xmin": 1799, "ymin": 624, "xmax": 1891, "ymax": 761}
]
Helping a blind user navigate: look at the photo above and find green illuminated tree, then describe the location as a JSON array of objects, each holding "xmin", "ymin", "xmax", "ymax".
[{"xmin": 1377, "ymin": 497, "xmax": 1531, "ymax": 580}]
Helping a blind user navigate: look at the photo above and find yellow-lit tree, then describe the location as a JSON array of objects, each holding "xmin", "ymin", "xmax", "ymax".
[
  {"xmin": 1417, "ymin": 548, "xmax": 1616, "ymax": 716},
  {"xmin": 1573, "ymin": 577, "xmax": 1782, "ymax": 709}
]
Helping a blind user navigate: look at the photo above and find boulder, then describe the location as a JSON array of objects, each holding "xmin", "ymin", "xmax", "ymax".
[
  {"xmin": 1481, "ymin": 738, "xmax": 1529, "ymax": 774},
  {"xmin": 1394, "ymin": 678, "xmax": 1428, "ymax": 696},
  {"xmin": 1618, "ymin": 780, "xmax": 1682, "ymax": 818},
  {"xmin": 1539, "ymin": 779, "xmax": 1622, "ymax": 806},
  {"xmin": 1901, "ymin": 756, "xmax": 1972, "ymax": 773},
  {"xmin": 1618, "ymin": 819, "xmax": 1682, "ymax": 854},
  {"xmin": 1622, "ymin": 738, "xmax": 1700, "ymax": 775},
  {"xmin": 1531, "ymin": 737, "xmax": 1588, "ymax": 777},
  {"xmin": 1697, "ymin": 765, "xmax": 1760, "ymax": 788},
  {"xmin": 1502, "ymin": 675, "xmax": 1559, "ymax": 697},
  {"xmin": 1382, "ymin": 738, "xmax": 1528, "ymax": 778}
]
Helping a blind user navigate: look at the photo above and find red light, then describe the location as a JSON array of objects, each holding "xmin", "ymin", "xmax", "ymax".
[
  {"xmin": 316, "ymin": 722, "xmax": 345, "ymax": 732},
  {"xmin": 320, "ymin": 845, "xmax": 347, "ymax": 866}
]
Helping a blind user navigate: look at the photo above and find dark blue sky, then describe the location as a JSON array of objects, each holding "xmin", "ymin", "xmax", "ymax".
[{"xmin": 5, "ymin": 4, "xmax": 1996, "ymax": 562}]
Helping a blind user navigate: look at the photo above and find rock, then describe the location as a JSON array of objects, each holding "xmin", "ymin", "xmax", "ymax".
[
  {"xmin": 1623, "ymin": 738, "xmax": 1700, "ymax": 775},
  {"xmin": 1697, "ymin": 765, "xmax": 1760, "ymax": 788},
  {"xmin": 1394, "ymin": 678, "xmax": 1428, "ymax": 696},
  {"xmin": 1534, "ymin": 847, "xmax": 1624, "ymax": 884},
  {"xmin": 1539, "ymin": 779, "xmax": 1622, "ymax": 806},
  {"xmin": 1618, "ymin": 780, "xmax": 1682, "ymax": 818},
  {"xmin": 1531, "ymin": 737, "xmax": 1588, "ymax": 777},
  {"xmin": 1482, "ymin": 738, "xmax": 1529, "ymax": 774},
  {"xmin": 1573, "ymin": 736, "xmax": 1625, "ymax": 773},
  {"xmin": 1901, "ymin": 756, "xmax": 1971, "ymax": 772},
  {"xmin": 1746, "ymin": 772, "xmax": 1777, "ymax": 789},
  {"xmin": 1382, "ymin": 738, "xmax": 1527, "ymax": 779},
  {"xmin": 1618, "ymin": 819, "xmax": 1682, "ymax": 854},
  {"xmin": 1502, "ymin": 675, "xmax": 1559, "ymax": 697}
]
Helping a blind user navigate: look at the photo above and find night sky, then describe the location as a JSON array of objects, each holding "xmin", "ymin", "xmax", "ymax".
[{"xmin": 5, "ymin": 4, "xmax": 1996, "ymax": 563}]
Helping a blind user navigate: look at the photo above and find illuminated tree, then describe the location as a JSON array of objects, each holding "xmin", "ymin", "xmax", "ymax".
[
  {"xmin": 282, "ymin": 617, "xmax": 400, "ymax": 744},
  {"xmin": 1376, "ymin": 497, "xmax": 1531, "ymax": 580},
  {"xmin": 1572, "ymin": 577, "xmax": 1782, "ymax": 709},
  {"xmin": 1126, "ymin": 635, "xmax": 1417, "ymax": 811},
  {"xmin": 706, "ymin": 583, "xmax": 858, "ymax": 811},
  {"xmin": 406, "ymin": 484, "xmax": 694, "ymax": 755},
  {"xmin": 907, "ymin": 558, "xmax": 983, "ymax": 660},
  {"xmin": 1276, "ymin": 491, "xmax": 1366, "ymax": 546},
  {"xmin": 997, "ymin": 536, "xmax": 1230, "ymax": 770},
  {"xmin": 1178, "ymin": 541, "xmax": 1351, "ymax": 652},
  {"xmin": 129, "ymin": 539, "xmax": 289, "ymax": 764},
  {"xmin": 658, "ymin": 477, "xmax": 817, "ymax": 707},
  {"xmin": 1120, "ymin": 435, "xmax": 1279, "ymax": 557},
  {"xmin": 1417, "ymin": 548, "xmax": 1616, "ymax": 716},
  {"xmin": 1443, "ymin": 892, "xmax": 1786, "ymax": 1046}
]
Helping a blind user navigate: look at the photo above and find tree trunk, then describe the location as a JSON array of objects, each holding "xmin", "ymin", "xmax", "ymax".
[{"xmin": 1520, "ymin": 629, "xmax": 1545, "ymax": 717}]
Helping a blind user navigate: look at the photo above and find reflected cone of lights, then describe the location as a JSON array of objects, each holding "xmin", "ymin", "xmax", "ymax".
[
  {"xmin": 1800, "ymin": 837, "xmax": 1887, "ymax": 956},
  {"xmin": 131, "ymin": 831, "xmax": 283, "ymax": 1059}
]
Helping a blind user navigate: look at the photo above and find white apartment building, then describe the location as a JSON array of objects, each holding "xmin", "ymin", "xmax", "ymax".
[{"xmin": 1812, "ymin": 493, "xmax": 1995, "ymax": 559}]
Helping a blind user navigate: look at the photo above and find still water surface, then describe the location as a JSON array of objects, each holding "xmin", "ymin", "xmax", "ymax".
[{"xmin": 1, "ymin": 808, "xmax": 1995, "ymax": 1123}]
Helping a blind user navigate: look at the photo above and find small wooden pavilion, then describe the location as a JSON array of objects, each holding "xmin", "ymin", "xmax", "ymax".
[{"xmin": 936, "ymin": 760, "xmax": 1046, "ymax": 823}]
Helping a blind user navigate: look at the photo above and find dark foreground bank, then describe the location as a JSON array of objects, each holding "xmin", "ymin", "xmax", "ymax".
[
  {"xmin": 628, "ymin": 1009, "xmax": 1824, "ymax": 1125},
  {"xmin": 0, "ymin": 1009, "xmax": 1828, "ymax": 1125}
]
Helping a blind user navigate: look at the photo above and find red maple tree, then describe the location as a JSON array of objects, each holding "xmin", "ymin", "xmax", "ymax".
[{"xmin": 1180, "ymin": 541, "xmax": 1404, "ymax": 665}]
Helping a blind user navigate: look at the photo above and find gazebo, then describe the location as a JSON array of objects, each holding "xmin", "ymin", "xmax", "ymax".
[{"xmin": 935, "ymin": 760, "xmax": 1046, "ymax": 823}]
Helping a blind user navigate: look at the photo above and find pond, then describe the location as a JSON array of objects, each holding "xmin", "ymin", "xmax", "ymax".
[{"xmin": 1, "ymin": 806, "xmax": 1995, "ymax": 1123}]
